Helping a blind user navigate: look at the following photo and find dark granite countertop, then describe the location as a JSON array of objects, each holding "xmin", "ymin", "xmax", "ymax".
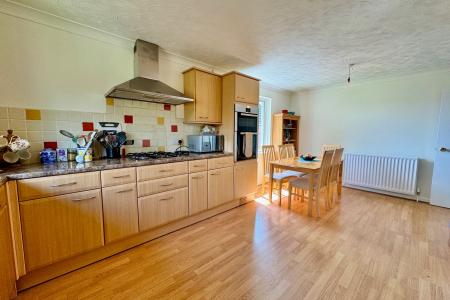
[{"xmin": 0, "ymin": 152, "xmax": 233, "ymax": 182}]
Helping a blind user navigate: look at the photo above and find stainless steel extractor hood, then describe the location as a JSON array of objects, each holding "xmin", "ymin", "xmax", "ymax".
[{"xmin": 105, "ymin": 40, "xmax": 193, "ymax": 105}]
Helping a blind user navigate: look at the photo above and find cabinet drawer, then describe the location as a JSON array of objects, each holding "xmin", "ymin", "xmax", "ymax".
[
  {"xmin": 18, "ymin": 172, "xmax": 101, "ymax": 201},
  {"xmin": 137, "ymin": 162, "xmax": 188, "ymax": 181},
  {"xmin": 137, "ymin": 174, "xmax": 188, "ymax": 197},
  {"xmin": 19, "ymin": 189, "xmax": 104, "ymax": 271},
  {"xmin": 101, "ymin": 168, "xmax": 136, "ymax": 188},
  {"xmin": 208, "ymin": 156, "xmax": 234, "ymax": 170},
  {"xmin": 102, "ymin": 183, "xmax": 139, "ymax": 243},
  {"xmin": 189, "ymin": 159, "xmax": 208, "ymax": 173},
  {"xmin": 138, "ymin": 188, "xmax": 188, "ymax": 231}
]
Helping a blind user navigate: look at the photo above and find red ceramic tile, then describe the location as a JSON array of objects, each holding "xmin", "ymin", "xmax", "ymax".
[
  {"xmin": 124, "ymin": 115, "xmax": 133, "ymax": 124},
  {"xmin": 44, "ymin": 141, "xmax": 57, "ymax": 150},
  {"xmin": 164, "ymin": 104, "xmax": 171, "ymax": 111},
  {"xmin": 171, "ymin": 125, "xmax": 178, "ymax": 132},
  {"xmin": 142, "ymin": 139, "xmax": 151, "ymax": 147},
  {"xmin": 82, "ymin": 122, "xmax": 94, "ymax": 131}
]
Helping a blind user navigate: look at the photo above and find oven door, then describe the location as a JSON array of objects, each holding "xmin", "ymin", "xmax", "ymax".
[{"xmin": 236, "ymin": 112, "xmax": 258, "ymax": 133}]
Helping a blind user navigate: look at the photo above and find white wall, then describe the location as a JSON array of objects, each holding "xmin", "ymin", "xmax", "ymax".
[
  {"xmin": 290, "ymin": 69, "xmax": 450, "ymax": 201},
  {"xmin": 0, "ymin": 1, "xmax": 226, "ymax": 113}
]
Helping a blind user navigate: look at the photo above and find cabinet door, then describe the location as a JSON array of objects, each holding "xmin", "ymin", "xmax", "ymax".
[
  {"xmin": 208, "ymin": 167, "xmax": 234, "ymax": 208},
  {"xmin": 19, "ymin": 189, "xmax": 104, "ymax": 271},
  {"xmin": 195, "ymin": 71, "xmax": 222, "ymax": 123},
  {"xmin": 138, "ymin": 188, "xmax": 188, "ymax": 231},
  {"xmin": 234, "ymin": 159, "xmax": 257, "ymax": 199},
  {"xmin": 0, "ymin": 185, "xmax": 16, "ymax": 299},
  {"xmin": 235, "ymin": 74, "xmax": 259, "ymax": 104},
  {"xmin": 189, "ymin": 172, "xmax": 208, "ymax": 215},
  {"xmin": 102, "ymin": 183, "xmax": 139, "ymax": 243}
]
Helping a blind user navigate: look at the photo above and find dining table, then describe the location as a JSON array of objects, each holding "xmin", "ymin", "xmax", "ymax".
[{"xmin": 268, "ymin": 157, "xmax": 343, "ymax": 216}]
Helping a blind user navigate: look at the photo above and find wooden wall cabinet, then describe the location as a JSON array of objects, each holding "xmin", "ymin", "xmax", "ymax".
[
  {"xmin": 221, "ymin": 71, "xmax": 260, "ymax": 153},
  {"xmin": 19, "ymin": 189, "xmax": 104, "ymax": 271},
  {"xmin": 183, "ymin": 68, "xmax": 222, "ymax": 124},
  {"xmin": 0, "ymin": 184, "xmax": 17, "ymax": 299},
  {"xmin": 234, "ymin": 159, "xmax": 257, "ymax": 200},
  {"xmin": 272, "ymin": 113, "xmax": 300, "ymax": 155},
  {"xmin": 102, "ymin": 183, "xmax": 139, "ymax": 243},
  {"xmin": 208, "ymin": 167, "xmax": 234, "ymax": 209}
]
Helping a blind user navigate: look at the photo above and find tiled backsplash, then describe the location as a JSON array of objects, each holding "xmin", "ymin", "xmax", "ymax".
[{"xmin": 0, "ymin": 98, "xmax": 202, "ymax": 163}]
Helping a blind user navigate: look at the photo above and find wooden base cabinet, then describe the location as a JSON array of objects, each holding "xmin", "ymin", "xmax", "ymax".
[
  {"xmin": 19, "ymin": 189, "xmax": 104, "ymax": 271},
  {"xmin": 102, "ymin": 183, "xmax": 139, "ymax": 243},
  {"xmin": 0, "ymin": 184, "xmax": 16, "ymax": 299},
  {"xmin": 189, "ymin": 171, "xmax": 208, "ymax": 215},
  {"xmin": 234, "ymin": 159, "xmax": 257, "ymax": 200},
  {"xmin": 138, "ymin": 188, "xmax": 188, "ymax": 231},
  {"xmin": 208, "ymin": 167, "xmax": 234, "ymax": 208}
]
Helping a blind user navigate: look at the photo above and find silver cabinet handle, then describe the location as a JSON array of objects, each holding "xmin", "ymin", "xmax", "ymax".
[
  {"xmin": 159, "ymin": 197, "xmax": 173, "ymax": 201},
  {"xmin": 51, "ymin": 181, "xmax": 77, "ymax": 187},
  {"xmin": 199, "ymin": 116, "xmax": 208, "ymax": 119},
  {"xmin": 112, "ymin": 175, "xmax": 130, "ymax": 179},
  {"xmin": 159, "ymin": 169, "xmax": 174, "ymax": 173},
  {"xmin": 210, "ymin": 173, "xmax": 220, "ymax": 176},
  {"xmin": 71, "ymin": 196, "xmax": 96, "ymax": 201},
  {"xmin": 440, "ymin": 147, "xmax": 450, "ymax": 152},
  {"xmin": 192, "ymin": 165, "xmax": 203, "ymax": 167},
  {"xmin": 117, "ymin": 188, "xmax": 133, "ymax": 193},
  {"xmin": 160, "ymin": 183, "xmax": 173, "ymax": 187},
  {"xmin": 191, "ymin": 176, "xmax": 203, "ymax": 179}
]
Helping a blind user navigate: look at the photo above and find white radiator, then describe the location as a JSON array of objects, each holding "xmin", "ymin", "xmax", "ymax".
[{"xmin": 343, "ymin": 153, "xmax": 418, "ymax": 197}]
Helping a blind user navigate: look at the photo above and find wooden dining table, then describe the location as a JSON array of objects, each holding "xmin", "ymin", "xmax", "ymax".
[{"xmin": 268, "ymin": 157, "xmax": 343, "ymax": 216}]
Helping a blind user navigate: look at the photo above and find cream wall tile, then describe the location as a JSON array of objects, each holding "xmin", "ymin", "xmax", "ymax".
[
  {"xmin": 26, "ymin": 120, "xmax": 42, "ymax": 131},
  {"xmin": 80, "ymin": 112, "xmax": 93, "ymax": 121},
  {"xmin": 56, "ymin": 121, "xmax": 71, "ymax": 132},
  {"xmin": 42, "ymin": 131, "xmax": 57, "ymax": 141},
  {"xmin": 93, "ymin": 113, "xmax": 104, "ymax": 123},
  {"xmin": 28, "ymin": 131, "xmax": 43, "ymax": 142},
  {"xmin": 29, "ymin": 142, "xmax": 43, "ymax": 152},
  {"xmin": 0, "ymin": 119, "xmax": 9, "ymax": 131},
  {"xmin": 14, "ymin": 131, "xmax": 27, "ymax": 139},
  {"xmin": 56, "ymin": 110, "xmax": 70, "ymax": 121},
  {"xmin": 10, "ymin": 119, "xmax": 26, "ymax": 131},
  {"xmin": 0, "ymin": 107, "xmax": 8, "ymax": 119},
  {"xmin": 106, "ymin": 104, "xmax": 114, "ymax": 114},
  {"xmin": 58, "ymin": 141, "xmax": 73, "ymax": 149},
  {"xmin": 41, "ymin": 110, "xmax": 57, "ymax": 121},
  {"xmin": 8, "ymin": 108, "xmax": 25, "ymax": 120},
  {"xmin": 42, "ymin": 121, "xmax": 57, "ymax": 131}
]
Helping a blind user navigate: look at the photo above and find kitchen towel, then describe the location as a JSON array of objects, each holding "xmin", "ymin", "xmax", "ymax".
[{"xmin": 244, "ymin": 132, "xmax": 254, "ymax": 158}]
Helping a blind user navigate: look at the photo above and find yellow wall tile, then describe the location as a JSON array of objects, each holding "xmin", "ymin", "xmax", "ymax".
[
  {"xmin": 157, "ymin": 146, "xmax": 165, "ymax": 152},
  {"xmin": 106, "ymin": 98, "xmax": 114, "ymax": 106},
  {"xmin": 26, "ymin": 109, "xmax": 41, "ymax": 120},
  {"xmin": 157, "ymin": 117, "xmax": 165, "ymax": 125}
]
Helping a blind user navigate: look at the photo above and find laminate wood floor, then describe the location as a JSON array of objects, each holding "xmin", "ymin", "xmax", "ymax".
[{"xmin": 17, "ymin": 188, "xmax": 450, "ymax": 300}]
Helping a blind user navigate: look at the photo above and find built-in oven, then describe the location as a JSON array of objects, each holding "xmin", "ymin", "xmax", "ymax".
[{"xmin": 235, "ymin": 102, "xmax": 258, "ymax": 161}]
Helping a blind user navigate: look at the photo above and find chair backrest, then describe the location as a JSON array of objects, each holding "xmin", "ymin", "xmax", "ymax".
[
  {"xmin": 320, "ymin": 144, "xmax": 342, "ymax": 157},
  {"xmin": 329, "ymin": 148, "xmax": 344, "ymax": 183},
  {"xmin": 262, "ymin": 145, "xmax": 277, "ymax": 175},
  {"xmin": 318, "ymin": 150, "xmax": 334, "ymax": 189},
  {"xmin": 278, "ymin": 144, "xmax": 296, "ymax": 159}
]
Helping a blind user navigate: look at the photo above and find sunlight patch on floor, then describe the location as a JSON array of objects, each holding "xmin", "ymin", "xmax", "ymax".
[{"xmin": 255, "ymin": 189, "xmax": 290, "ymax": 206}]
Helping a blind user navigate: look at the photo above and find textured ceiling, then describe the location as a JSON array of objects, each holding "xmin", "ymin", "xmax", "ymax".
[{"xmin": 9, "ymin": 0, "xmax": 450, "ymax": 91}]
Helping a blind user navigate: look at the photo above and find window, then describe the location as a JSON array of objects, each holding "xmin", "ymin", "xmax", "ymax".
[{"xmin": 258, "ymin": 96, "xmax": 272, "ymax": 151}]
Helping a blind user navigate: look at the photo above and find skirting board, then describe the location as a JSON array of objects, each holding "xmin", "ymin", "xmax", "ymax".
[
  {"xmin": 343, "ymin": 184, "xmax": 429, "ymax": 203},
  {"xmin": 17, "ymin": 199, "xmax": 242, "ymax": 291}
]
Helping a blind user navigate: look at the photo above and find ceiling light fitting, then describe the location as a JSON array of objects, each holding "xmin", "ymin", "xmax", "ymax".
[{"xmin": 347, "ymin": 63, "xmax": 355, "ymax": 84}]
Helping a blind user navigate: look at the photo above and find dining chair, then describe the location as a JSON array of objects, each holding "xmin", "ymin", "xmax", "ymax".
[
  {"xmin": 278, "ymin": 144, "xmax": 296, "ymax": 159},
  {"xmin": 327, "ymin": 148, "xmax": 344, "ymax": 208},
  {"xmin": 287, "ymin": 149, "xmax": 334, "ymax": 216},
  {"xmin": 262, "ymin": 145, "xmax": 302, "ymax": 204},
  {"xmin": 320, "ymin": 144, "xmax": 341, "ymax": 157}
]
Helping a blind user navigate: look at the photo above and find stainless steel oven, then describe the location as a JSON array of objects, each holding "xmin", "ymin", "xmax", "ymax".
[{"xmin": 235, "ymin": 102, "xmax": 258, "ymax": 161}]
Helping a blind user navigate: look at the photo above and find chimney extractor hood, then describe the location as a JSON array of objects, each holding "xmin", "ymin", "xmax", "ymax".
[{"xmin": 105, "ymin": 40, "xmax": 193, "ymax": 105}]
